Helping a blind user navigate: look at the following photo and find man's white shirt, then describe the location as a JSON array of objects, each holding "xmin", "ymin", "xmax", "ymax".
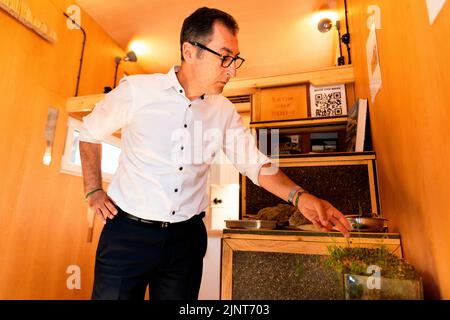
[{"xmin": 80, "ymin": 66, "xmax": 271, "ymax": 222}]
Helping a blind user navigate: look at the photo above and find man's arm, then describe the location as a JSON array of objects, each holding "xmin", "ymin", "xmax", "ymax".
[
  {"xmin": 79, "ymin": 141, "xmax": 117, "ymax": 224},
  {"xmin": 77, "ymin": 80, "xmax": 133, "ymax": 223},
  {"xmin": 258, "ymin": 163, "xmax": 352, "ymax": 237}
]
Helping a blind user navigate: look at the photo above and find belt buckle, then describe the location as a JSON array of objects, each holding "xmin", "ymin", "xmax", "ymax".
[{"xmin": 161, "ymin": 222, "xmax": 170, "ymax": 228}]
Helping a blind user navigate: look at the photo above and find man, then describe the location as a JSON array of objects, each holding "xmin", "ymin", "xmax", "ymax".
[{"xmin": 79, "ymin": 7, "xmax": 351, "ymax": 300}]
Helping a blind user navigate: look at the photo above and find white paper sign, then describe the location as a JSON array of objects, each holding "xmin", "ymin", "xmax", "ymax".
[
  {"xmin": 366, "ymin": 20, "xmax": 382, "ymax": 104},
  {"xmin": 426, "ymin": 0, "xmax": 447, "ymax": 25},
  {"xmin": 309, "ymin": 84, "xmax": 347, "ymax": 117}
]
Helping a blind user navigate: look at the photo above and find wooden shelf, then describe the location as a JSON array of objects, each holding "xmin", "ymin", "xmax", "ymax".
[
  {"xmin": 66, "ymin": 94, "xmax": 105, "ymax": 113},
  {"xmin": 65, "ymin": 66, "xmax": 354, "ymax": 113},
  {"xmin": 250, "ymin": 116, "xmax": 348, "ymax": 130},
  {"xmin": 224, "ymin": 65, "xmax": 355, "ymax": 96},
  {"xmin": 274, "ymin": 152, "xmax": 376, "ymax": 163}
]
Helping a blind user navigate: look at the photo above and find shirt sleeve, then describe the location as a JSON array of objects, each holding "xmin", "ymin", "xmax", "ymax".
[
  {"xmin": 79, "ymin": 78, "xmax": 134, "ymax": 143},
  {"xmin": 222, "ymin": 106, "xmax": 272, "ymax": 186}
]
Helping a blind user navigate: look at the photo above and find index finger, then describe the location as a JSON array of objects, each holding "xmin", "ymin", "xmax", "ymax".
[
  {"xmin": 333, "ymin": 208, "xmax": 352, "ymax": 230},
  {"xmin": 313, "ymin": 200, "xmax": 331, "ymax": 228},
  {"xmin": 107, "ymin": 196, "xmax": 117, "ymax": 206},
  {"xmin": 104, "ymin": 200, "xmax": 118, "ymax": 216},
  {"xmin": 330, "ymin": 216, "xmax": 351, "ymax": 238}
]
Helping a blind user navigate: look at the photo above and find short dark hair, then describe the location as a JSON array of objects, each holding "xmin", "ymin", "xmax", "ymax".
[{"xmin": 180, "ymin": 7, "xmax": 239, "ymax": 61}]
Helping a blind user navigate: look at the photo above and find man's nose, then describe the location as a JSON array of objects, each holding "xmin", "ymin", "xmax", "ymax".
[{"xmin": 226, "ymin": 62, "xmax": 237, "ymax": 78}]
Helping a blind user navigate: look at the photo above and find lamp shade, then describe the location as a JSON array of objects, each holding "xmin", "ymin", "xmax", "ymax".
[
  {"xmin": 124, "ymin": 51, "xmax": 137, "ymax": 62},
  {"xmin": 318, "ymin": 18, "xmax": 333, "ymax": 33}
]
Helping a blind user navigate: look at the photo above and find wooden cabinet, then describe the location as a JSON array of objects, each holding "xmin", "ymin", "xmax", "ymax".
[
  {"xmin": 241, "ymin": 153, "xmax": 381, "ymax": 217},
  {"xmin": 221, "ymin": 229, "xmax": 402, "ymax": 300},
  {"xmin": 225, "ymin": 151, "xmax": 389, "ymax": 300}
]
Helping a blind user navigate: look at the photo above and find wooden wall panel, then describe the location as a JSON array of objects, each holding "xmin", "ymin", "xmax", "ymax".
[
  {"xmin": 0, "ymin": 0, "xmax": 143, "ymax": 299},
  {"xmin": 339, "ymin": 0, "xmax": 450, "ymax": 299}
]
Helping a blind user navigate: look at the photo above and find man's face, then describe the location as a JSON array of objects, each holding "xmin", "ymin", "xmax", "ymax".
[{"xmin": 193, "ymin": 22, "xmax": 240, "ymax": 95}]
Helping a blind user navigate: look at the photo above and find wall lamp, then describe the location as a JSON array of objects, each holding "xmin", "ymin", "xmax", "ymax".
[
  {"xmin": 318, "ymin": 18, "xmax": 347, "ymax": 66},
  {"xmin": 317, "ymin": 0, "xmax": 352, "ymax": 66},
  {"xmin": 113, "ymin": 51, "xmax": 138, "ymax": 88}
]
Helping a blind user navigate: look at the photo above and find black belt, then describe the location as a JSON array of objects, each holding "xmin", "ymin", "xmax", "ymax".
[{"xmin": 116, "ymin": 207, "xmax": 205, "ymax": 229}]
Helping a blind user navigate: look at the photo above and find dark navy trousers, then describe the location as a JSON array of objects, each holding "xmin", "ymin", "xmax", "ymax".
[{"xmin": 91, "ymin": 208, "xmax": 208, "ymax": 300}]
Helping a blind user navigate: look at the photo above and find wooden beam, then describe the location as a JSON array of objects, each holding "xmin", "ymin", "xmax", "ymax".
[
  {"xmin": 220, "ymin": 241, "xmax": 233, "ymax": 300},
  {"xmin": 224, "ymin": 65, "xmax": 355, "ymax": 95}
]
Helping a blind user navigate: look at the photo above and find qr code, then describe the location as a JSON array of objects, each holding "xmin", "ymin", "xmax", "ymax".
[{"xmin": 314, "ymin": 92, "xmax": 343, "ymax": 117}]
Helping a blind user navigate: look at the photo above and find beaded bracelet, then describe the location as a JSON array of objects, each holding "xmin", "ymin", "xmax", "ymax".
[
  {"xmin": 85, "ymin": 188, "xmax": 103, "ymax": 200},
  {"xmin": 288, "ymin": 186, "xmax": 302, "ymax": 205},
  {"xmin": 294, "ymin": 189, "xmax": 309, "ymax": 207}
]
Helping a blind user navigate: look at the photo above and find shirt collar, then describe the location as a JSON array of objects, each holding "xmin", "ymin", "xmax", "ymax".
[
  {"xmin": 163, "ymin": 65, "xmax": 183, "ymax": 91},
  {"xmin": 163, "ymin": 65, "xmax": 207, "ymax": 101}
]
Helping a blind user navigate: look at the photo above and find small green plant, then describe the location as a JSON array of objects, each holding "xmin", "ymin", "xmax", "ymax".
[
  {"xmin": 356, "ymin": 202, "xmax": 374, "ymax": 218},
  {"xmin": 324, "ymin": 245, "xmax": 420, "ymax": 280},
  {"xmin": 294, "ymin": 257, "xmax": 304, "ymax": 278}
]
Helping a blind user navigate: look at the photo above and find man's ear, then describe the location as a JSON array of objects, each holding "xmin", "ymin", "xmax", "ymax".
[{"xmin": 182, "ymin": 42, "xmax": 195, "ymax": 62}]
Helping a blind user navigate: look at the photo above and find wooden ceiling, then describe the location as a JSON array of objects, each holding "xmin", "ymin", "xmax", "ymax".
[{"xmin": 76, "ymin": 0, "xmax": 340, "ymax": 79}]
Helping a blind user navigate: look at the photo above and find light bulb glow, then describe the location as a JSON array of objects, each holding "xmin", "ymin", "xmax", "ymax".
[{"xmin": 128, "ymin": 40, "xmax": 149, "ymax": 57}]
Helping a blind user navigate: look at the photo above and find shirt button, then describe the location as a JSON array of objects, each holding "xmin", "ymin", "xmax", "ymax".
[
  {"xmin": 188, "ymin": 104, "xmax": 192, "ymax": 108},
  {"xmin": 172, "ymin": 211, "xmax": 176, "ymax": 215},
  {"xmin": 174, "ymin": 188, "xmax": 178, "ymax": 193},
  {"xmin": 184, "ymin": 124, "xmax": 187, "ymax": 128},
  {"xmin": 181, "ymin": 146, "xmax": 184, "ymax": 150},
  {"xmin": 179, "ymin": 167, "xmax": 183, "ymax": 171},
  {"xmin": 179, "ymin": 89, "xmax": 183, "ymax": 94},
  {"xmin": 201, "ymin": 95, "xmax": 205, "ymax": 100}
]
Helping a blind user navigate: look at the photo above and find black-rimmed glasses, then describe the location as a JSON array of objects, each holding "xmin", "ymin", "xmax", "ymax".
[{"xmin": 189, "ymin": 41, "xmax": 245, "ymax": 69}]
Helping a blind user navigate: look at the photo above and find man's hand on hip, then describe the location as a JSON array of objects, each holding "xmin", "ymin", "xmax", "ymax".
[{"xmin": 87, "ymin": 190, "xmax": 118, "ymax": 224}]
